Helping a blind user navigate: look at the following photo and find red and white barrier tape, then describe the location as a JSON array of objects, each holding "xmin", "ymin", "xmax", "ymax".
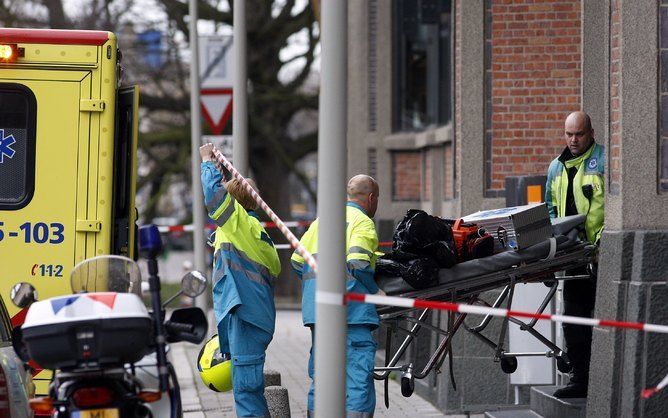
[
  {"xmin": 211, "ymin": 148, "xmax": 318, "ymax": 272},
  {"xmin": 344, "ymin": 292, "xmax": 668, "ymax": 400},
  {"xmin": 202, "ymin": 146, "xmax": 667, "ymax": 400},
  {"xmin": 344, "ymin": 292, "xmax": 668, "ymax": 334},
  {"xmin": 642, "ymin": 373, "xmax": 668, "ymax": 399},
  {"xmin": 156, "ymin": 220, "xmax": 311, "ymax": 233}
]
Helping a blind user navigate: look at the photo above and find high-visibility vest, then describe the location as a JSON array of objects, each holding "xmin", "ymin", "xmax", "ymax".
[
  {"xmin": 546, "ymin": 143, "xmax": 605, "ymax": 244},
  {"xmin": 202, "ymin": 162, "xmax": 280, "ymax": 334},
  {"xmin": 292, "ymin": 202, "xmax": 380, "ymax": 327}
]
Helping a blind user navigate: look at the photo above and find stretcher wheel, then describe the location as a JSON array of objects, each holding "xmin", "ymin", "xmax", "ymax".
[
  {"xmin": 500, "ymin": 356, "xmax": 518, "ymax": 374},
  {"xmin": 400, "ymin": 374, "xmax": 414, "ymax": 397},
  {"xmin": 556, "ymin": 356, "xmax": 572, "ymax": 373}
]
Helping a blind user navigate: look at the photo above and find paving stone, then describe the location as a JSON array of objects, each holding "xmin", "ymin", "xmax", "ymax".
[{"xmin": 173, "ymin": 310, "xmax": 461, "ymax": 417}]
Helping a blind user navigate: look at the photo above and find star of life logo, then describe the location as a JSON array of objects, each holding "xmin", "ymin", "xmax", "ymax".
[{"xmin": 0, "ymin": 129, "xmax": 17, "ymax": 164}]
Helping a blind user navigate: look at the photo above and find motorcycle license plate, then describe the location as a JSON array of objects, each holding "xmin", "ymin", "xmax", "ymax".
[{"xmin": 72, "ymin": 409, "xmax": 119, "ymax": 418}]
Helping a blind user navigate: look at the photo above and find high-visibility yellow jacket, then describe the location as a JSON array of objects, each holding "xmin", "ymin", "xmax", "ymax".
[
  {"xmin": 201, "ymin": 162, "xmax": 281, "ymax": 334},
  {"xmin": 291, "ymin": 202, "xmax": 380, "ymax": 328},
  {"xmin": 545, "ymin": 143, "xmax": 605, "ymax": 244}
]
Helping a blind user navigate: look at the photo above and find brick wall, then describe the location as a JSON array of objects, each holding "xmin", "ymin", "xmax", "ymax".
[
  {"xmin": 444, "ymin": 143, "xmax": 454, "ymax": 200},
  {"xmin": 610, "ymin": 0, "xmax": 621, "ymax": 194},
  {"xmin": 392, "ymin": 151, "xmax": 421, "ymax": 201},
  {"xmin": 485, "ymin": 0, "xmax": 582, "ymax": 194},
  {"xmin": 423, "ymin": 151, "xmax": 432, "ymax": 201}
]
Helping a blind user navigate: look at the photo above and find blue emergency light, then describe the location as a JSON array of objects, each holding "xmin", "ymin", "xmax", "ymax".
[{"xmin": 138, "ymin": 224, "xmax": 163, "ymax": 258}]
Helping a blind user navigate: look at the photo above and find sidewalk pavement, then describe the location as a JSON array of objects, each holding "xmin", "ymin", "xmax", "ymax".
[{"xmin": 175, "ymin": 310, "xmax": 483, "ymax": 418}]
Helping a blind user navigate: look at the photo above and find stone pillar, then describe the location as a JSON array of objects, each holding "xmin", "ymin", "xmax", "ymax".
[
  {"xmin": 586, "ymin": 1, "xmax": 668, "ymax": 417},
  {"xmin": 456, "ymin": 0, "xmax": 485, "ymax": 217},
  {"xmin": 581, "ymin": 0, "xmax": 609, "ymax": 140}
]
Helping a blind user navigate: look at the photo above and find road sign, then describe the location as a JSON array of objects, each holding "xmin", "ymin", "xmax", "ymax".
[
  {"xmin": 201, "ymin": 88, "xmax": 233, "ymax": 135},
  {"xmin": 199, "ymin": 35, "xmax": 233, "ymax": 89},
  {"xmin": 203, "ymin": 135, "xmax": 233, "ymax": 164}
]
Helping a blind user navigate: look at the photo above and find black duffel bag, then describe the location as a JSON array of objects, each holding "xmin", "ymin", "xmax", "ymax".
[{"xmin": 392, "ymin": 209, "xmax": 457, "ymax": 268}]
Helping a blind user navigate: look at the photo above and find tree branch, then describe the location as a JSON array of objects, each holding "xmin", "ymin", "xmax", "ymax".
[
  {"xmin": 285, "ymin": 19, "xmax": 318, "ymax": 90},
  {"xmin": 140, "ymin": 93, "xmax": 189, "ymax": 113},
  {"xmin": 139, "ymin": 128, "xmax": 190, "ymax": 146},
  {"xmin": 41, "ymin": 0, "xmax": 70, "ymax": 28},
  {"xmin": 160, "ymin": 0, "xmax": 232, "ymax": 41},
  {"xmin": 285, "ymin": 131, "xmax": 318, "ymax": 161}
]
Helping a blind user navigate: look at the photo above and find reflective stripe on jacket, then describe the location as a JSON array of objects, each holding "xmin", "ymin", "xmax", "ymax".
[
  {"xmin": 545, "ymin": 143, "xmax": 605, "ymax": 243},
  {"xmin": 291, "ymin": 202, "xmax": 380, "ymax": 327},
  {"xmin": 201, "ymin": 162, "xmax": 280, "ymax": 334}
]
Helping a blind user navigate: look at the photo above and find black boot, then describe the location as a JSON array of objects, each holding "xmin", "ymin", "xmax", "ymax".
[
  {"xmin": 554, "ymin": 376, "xmax": 587, "ymax": 399},
  {"xmin": 554, "ymin": 343, "xmax": 590, "ymax": 399}
]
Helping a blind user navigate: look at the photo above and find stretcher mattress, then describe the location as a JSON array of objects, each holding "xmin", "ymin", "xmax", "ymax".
[{"xmin": 376, "ymin": 215, "xmax": 590, "ymax": 296}]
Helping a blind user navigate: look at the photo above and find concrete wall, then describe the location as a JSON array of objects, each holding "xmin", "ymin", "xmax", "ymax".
[{"xmin": 586, "ymin": 1, "xmax": 668, "ymax": 417}]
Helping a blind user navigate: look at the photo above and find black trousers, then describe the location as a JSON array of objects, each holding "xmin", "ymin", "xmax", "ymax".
[{"xmin": 562, "ymin": 267, "xmax": 597, "ymax": 383}]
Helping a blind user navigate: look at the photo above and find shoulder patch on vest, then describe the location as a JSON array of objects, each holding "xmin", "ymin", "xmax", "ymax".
[{"xmin": 588, "ymin": 157, "xmax": 598, "ymax": 170}]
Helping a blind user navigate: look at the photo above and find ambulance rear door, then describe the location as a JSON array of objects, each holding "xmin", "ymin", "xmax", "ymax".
[
  {"xmin": 111, "ymin": 85, "xmax": 139, "ymax": 259},
  {"xmin": 0, "ymin": 70, "xmax": 95, "ymax": 317}
]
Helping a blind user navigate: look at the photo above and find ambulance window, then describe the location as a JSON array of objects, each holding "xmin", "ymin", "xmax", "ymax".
[{"xmin": 0, "ymin": 84, "xmax": 36, "ymax": 210}]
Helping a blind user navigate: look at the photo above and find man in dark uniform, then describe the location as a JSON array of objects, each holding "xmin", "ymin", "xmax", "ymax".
[{"xmin": 545, "ymin": 111, "xmax": 605, "ymax": 398}]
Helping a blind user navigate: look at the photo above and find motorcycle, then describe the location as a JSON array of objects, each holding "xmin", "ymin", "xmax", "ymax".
[{"xmin": 10, "ymin": 224, "xmax": 208, "ymax": 418}]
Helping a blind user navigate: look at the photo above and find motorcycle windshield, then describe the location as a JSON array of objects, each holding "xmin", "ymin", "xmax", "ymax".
[{"xmin": 70, "ymin": 255, "xmax": 142, "ymax": 296}]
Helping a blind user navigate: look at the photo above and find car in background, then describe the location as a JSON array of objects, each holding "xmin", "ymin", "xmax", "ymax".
[{"xmin": 0, "ymin": 295, "xmax": 33, "ymax": 418}]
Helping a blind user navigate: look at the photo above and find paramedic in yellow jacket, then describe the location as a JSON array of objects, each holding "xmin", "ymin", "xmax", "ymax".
[
  {"xmin": 545, "ymin": 111, "xmax": 604, "ymax": 399},
  {"xmin": 200, "ymin": 143, "xmax": 280, "ymax": 417},
  {"xmin": 292, "ymin": 175, "xmax": 384, "ymax": 417}
]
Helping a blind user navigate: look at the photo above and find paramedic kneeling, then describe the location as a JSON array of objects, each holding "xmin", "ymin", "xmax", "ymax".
[
  {"xmin": 545, "ymin": 111, "xmax": 604, "ymax": 399},
  {"xmin": 200, "ymin": 143, "xmax": 281, "ymax": 417},
  {"xmin": 292, "ymin": 175, "xmax": 385, "ymax": 417}
]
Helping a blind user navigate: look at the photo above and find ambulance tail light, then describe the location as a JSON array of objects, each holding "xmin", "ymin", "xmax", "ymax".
[{"xmin": 0, "ymin": 44, "xmax": 24, "ymax": 62}]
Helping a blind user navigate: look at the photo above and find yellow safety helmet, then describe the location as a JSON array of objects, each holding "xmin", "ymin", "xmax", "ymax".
[{"xmin": 197, "ymin": 334, "xmax": 232, "ymax": 392}]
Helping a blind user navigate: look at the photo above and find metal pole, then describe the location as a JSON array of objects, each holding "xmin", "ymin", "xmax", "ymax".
[
  {"xmin": 233, "ymin": 0, "xmax": 249, "ymax": 175},
  {"xmin": 189, "ymin": 0, "xmax": 207, "ymax": 309},
  {"xmin": 315, "ymin": 1, "xmax": 347, "ymax": 417}
]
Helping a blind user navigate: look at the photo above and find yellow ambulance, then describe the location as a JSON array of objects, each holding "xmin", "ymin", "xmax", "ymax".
[{"xmin": 0, "ymin": 28, "xmax": 139, "ymax": 393}]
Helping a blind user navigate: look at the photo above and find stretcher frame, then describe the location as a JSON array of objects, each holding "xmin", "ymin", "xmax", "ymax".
[{"xmin": 373, "ymin": 241, "xmax": 596, "ymax": 399}]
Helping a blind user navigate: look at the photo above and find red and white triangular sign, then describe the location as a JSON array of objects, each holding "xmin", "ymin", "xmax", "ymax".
[{"xmin": 201, "ymin": 88, "xmax": 233, "ymax": 135}]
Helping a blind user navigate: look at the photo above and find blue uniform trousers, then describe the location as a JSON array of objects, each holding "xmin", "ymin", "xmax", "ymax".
[
  {"xmin": 307, "ymin": 325, "xmax": 377, "ymax": 417},
  {"xmin": 218, "ymin": 314, "xmax": 273, "ymax": 418}
]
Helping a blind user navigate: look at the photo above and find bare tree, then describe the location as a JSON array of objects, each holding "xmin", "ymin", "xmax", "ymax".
[
  {"xmin": 0, "ymin": 0, "xmax": 319, "ymax": 224},
  {"xmin": 149, "ymin": 0, "xmax": 319, "ymax": 221}
]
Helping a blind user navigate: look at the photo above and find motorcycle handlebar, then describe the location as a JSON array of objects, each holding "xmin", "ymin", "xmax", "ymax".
[{"xmin": 165, "ymin": 321, "xmax": 194, "ymax": 334}]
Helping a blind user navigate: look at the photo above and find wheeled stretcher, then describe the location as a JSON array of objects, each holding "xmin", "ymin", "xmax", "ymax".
[{"xmin": 373, "ymin": 214, "xmax": 597, "ymax": 399}]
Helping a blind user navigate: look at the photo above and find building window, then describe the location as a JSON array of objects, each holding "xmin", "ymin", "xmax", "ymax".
[
  {"xmin": 0, "ymin": 83, "xmax": 36, "ymax": 209},
  {"xmin": 393, "ymin": 0, "xmax": 452, "ymax": 132}
]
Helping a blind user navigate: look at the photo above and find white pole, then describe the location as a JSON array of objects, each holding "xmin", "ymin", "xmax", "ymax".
[
  {"xmin": 189, "ymin": 0, "xmax": 207, "ymax": 309},
  {"xmin": 315, "ymin": 1, "xmax": 348, "ymax": 417},
  {"xmin": 233, "ymin": 0, "xmax": 249, "ymax": 175}
]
